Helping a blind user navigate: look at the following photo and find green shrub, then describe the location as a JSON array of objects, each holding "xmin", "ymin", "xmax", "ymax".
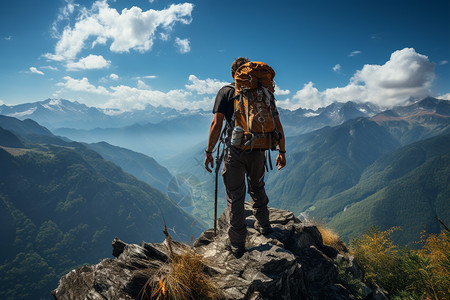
[{"xmin": 350, "ymin": 226, "xmax": 450, "ymax": 300}]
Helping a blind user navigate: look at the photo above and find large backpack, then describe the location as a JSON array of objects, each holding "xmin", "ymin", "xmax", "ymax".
[{"xmin": 231, "ymin": 61, "xmax": 280, "ymax": 150}]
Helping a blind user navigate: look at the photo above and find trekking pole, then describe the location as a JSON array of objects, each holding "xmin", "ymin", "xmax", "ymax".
[
  {"xmin": 213, "ymin": 130, "xmax": 226, "ymax": 236},
  {"xmin": 214, "ymin": 155, "xmax": 219, "ymax": 236}
]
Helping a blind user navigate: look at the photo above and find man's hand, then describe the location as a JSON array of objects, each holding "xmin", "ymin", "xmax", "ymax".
[
  {"xmin": 204, "ymin": 153, "xmax": 214, "ymax": 173},
  {"xmin": 275, "ymin": 153, "xmax": 286, "ymax": 170}
]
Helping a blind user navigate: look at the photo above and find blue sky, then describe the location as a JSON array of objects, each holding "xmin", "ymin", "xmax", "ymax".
[{"xmin": 0, "ymin": 0, "xmax": 449, "ymax": 111}]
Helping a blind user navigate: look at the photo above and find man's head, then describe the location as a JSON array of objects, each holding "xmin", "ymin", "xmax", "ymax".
[{"xmin": 231, "ymin": 57, "xmax": 250, "ymax": 78}]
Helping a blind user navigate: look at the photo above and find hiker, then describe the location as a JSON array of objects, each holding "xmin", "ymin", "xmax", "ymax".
[{"xmin": 204, "ymin": 57, "xmax": 286, "ymax": 254}]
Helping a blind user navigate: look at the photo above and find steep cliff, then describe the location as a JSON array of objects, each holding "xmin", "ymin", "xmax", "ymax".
[{"xmin": 52, "ymin": 203, "xmax": 387, "ymax": 299}]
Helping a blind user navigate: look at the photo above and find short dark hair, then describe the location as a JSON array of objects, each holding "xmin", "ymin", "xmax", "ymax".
[{"xmin": 231, "ymin": 57, "xmax": 250, "ymax": 74}]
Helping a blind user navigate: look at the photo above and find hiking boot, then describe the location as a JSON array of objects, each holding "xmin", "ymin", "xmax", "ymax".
[
  {"xmin": 254, "ymin": 220, "xmax": 272, "ymax": 234},
  {"xmin": 225, "ymin": 240, "xmax": 246, "ymax": 255}
]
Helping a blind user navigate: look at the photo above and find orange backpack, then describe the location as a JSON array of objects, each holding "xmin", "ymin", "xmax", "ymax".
[{"xmin": 232, "ymin": 61, "xmax": 280, "ymax": 150}]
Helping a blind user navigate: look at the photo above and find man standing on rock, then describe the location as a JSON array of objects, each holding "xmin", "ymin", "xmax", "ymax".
[{"xmin": 204, "ymin": 57, "xmax": 286, "ymax": 255}]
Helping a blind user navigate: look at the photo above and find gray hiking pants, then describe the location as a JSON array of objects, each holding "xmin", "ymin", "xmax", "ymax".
[{"xmin": 222, "ymin": 146, "xmax": 270, "ymax": 245}]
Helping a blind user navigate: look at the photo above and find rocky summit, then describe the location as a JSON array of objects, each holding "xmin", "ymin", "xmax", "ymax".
[{"xmin": 52, "ymin": 203, "xmax": 387, "ymax": 299}]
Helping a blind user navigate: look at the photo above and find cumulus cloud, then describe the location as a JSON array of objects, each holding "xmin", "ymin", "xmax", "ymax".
[
  {"xmin": 56, "ymin": 75, "xmax": 215, "ymax": 111},
  {"xmin": 175, "ymin": 37, "xmax": 191, "ymax": 53},
  {"xmin": 352, "ymin": 48, "xmax": 434, "ymax": 90},
  {"xmin": 275, "ymin": 85, "xmax": 290, "ymax": 96},
  {"xmin": 283, "ymin": 48, "xmax": 435, "ymax": 110},
  {"xmin": 290, "ymin": 82, "xmax": 324, "ymax": 110},
  {"xmin": 160, "ymin": 32, "xmax": 170, "ymax": 41},
  {"xmin": 349, "ymin": 50, "xmax": 362, "ymax": 57},
  {"xmin": 185, "ymin": 75, "xmax": 229, "ymax": 94},
  {"xmin": 103, "ymin": 85, "xmax": 194, "ymax": 111},
  {"xmin": 438, "ymin": 93, "xmax": 450, "ymax": 100},
  {"xmin": 30, "ymin": 67, "xmax": 45, "ymax": 75},
  {"xmin": 57, "ymin": 76, "xmax": 109, "ymax": 95},
  {"xmin": 137, "ymin": 80, "xmax": 150, "ymax": 89},
  {"xmin": 51, "ymin": 0, "xmax": 76, "ymax": 38},
  {"xmin": 45, "ymin": 1, "xmax": 193, "ymax": 61},
  {"xmin": 66, "ymin": 54, "xmax": 111, "ymax": 70},
  {"xmin": 110, "ymin": 73, "xmax": 119, "ymax": 80},
  {"xmin": 42, "ymin": 66, "xmax": 59, "ymax": 71},
  {"xmin": 333, "ymin": 64, "xmax": 341, "ymax": 72}
]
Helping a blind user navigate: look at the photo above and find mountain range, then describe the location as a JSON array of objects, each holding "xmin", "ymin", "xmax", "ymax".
[
  {"xmin": 264, "ymin": 97, "xmax": 450, "ymax": 244},
  {"xmin": 1, "ymin": 98, "xmax": 380, "ymax": 135},
  {"xmin": 0, "ymin": 98, "xmax": 383, "ymax": 161},
  {"xmin": 0, "ymin": 99, "xmax": 208, "ymax": 130},
  {"xmin": 1, "ymin": 96, "xmax": 449, "ymax": 298},
  {"xmin": 0, "ymin": 118, "xmax": 205, "ymax": 299},
  {"xmin": 313, "ymin": 133, "xmax": 450, "ymax": 245}
]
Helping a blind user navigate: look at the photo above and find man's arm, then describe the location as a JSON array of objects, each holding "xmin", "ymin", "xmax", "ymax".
[
  {"xmin": 204, "ymin": 112, "xmax": 224, "ymax": 173},
  {"xmin": 274, "ymin": 115, "xmax": 286, "ymax": 170}
]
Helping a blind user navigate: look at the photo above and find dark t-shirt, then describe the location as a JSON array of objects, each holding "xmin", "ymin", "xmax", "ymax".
[{"xmin": 212, "ymin": 83, "xmax": 236, "ymax": 127}]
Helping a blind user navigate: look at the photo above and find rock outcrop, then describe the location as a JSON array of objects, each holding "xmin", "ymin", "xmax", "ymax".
[{"xmin": 52, "ymin": 203, "xmax": 387, "ymax": 299}]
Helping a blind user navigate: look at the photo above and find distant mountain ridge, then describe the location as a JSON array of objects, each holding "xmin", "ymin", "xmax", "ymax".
[
  {"xmin": 2, "ymin": 98, "xmax": 448, "ymax": 139},
  {"xmin": 279, "ymin": 101, "xmax": 381, "ymax": 136},
  {"xmin": 371, "ymin": 97, "xmax": 450, "ymax": 145},
  {"xmin": 85, "ymin": 141, "xmax": 174, "ymax": 193},
  {"xmin": 0, "ymin": 115, "xmax": 53, "ymax": 137},
  {"xmin": 0, "ymin": 99, "xmax": 209, "ymax": 130},
  {"xmin": 0, "ymin": 98, "xmax": 381, "ymax": 135}
]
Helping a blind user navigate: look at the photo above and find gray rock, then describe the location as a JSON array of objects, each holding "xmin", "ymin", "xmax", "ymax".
[{"xmin": 53, "ymin": 203, "xmax": 367, "ymax": 299}]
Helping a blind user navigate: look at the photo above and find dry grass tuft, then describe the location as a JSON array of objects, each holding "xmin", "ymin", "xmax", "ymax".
[
  {"xmin": 317, "ymin": 225, "xmax": 348, "ymax": 253},
  {"xmin": 137, "ymin": 221, "xmax": 221, "ymax": 300},
  {"xmin": 138, "ymin": 249, "xmax": 221, "ymax": 300}
]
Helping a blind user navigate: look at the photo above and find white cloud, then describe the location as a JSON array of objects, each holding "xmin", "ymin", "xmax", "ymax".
[
  {"xmin": 291, "ymin": 82, "xmax": 324, "ymax": 110},
  {"xmin": 57, "ymin": 76, "xmax": 109, "ymax": 95},
  {"xmin": 56, "ymin": 75, "xmax": 214, "ymax": 111},
  {"xmin": 275, "ymin": 85, "xmax": 290, "ymax": 96},
  {"xmin": 160, "ymin": 32, "xmax": 170, "ymax": 41},
  {"xmin": 438, "ymin": 93, "xmax": 450, "ymax": 100},
  {"xmin": 4, "ymin": 36, "xmax": 12, "ymax": 41},
  {"xmin": 137, "ymin": 80, "xmax": 150, "ymax": 89},
  {"xmin": 143, "ymin": 75, "xmax": 157, "ymax": 79},
  {"xmin": 440, "ymin": 60, "xmax": 448, "ymax": 65},
  {"xmin": 46, "ymin": 1, "xmax": 193, "ymax": 61},
  {"xmin": 333, "ymin": 64, "xmax": 341, "ymax": 72},
  {"xmin": 175, "ymin": 37, "xmax": 190, "ymax": 53},
  {"xmin": 29, "ymin": 67, "xmax": 45, "ymax": 75},
  {"xmin": 42, "ymin": 66, "xmax": 59, "ymax": 71},
  {"xmin": 43, "ymin": 53, "xmax": 66, "ymax": 62},
  {"xmin": 103, "ymin": 85, "xmax": 196, "ymax": 111},
  {"xmin": 110, "ymin": 73, "xmax": 119, "ymax": 80},
  {"xmin": 284, "ymin": 48, "xmax": 435, "ymax": 110},
  {"xmin": 349, "ymin": 50, "xmax": 362, "ymax": 57},
  {"xmin": 66, "ymin": 54, "xmax": 111, "ymax": 70},
  {"xmin": 185, "ymin": 75, "xmax": 229, "ymax": 94},
  {"xmin": 51, "ymin": 0, "xmax": 77, "ymax": 38},
  {"xmin": 0, "ymin": 99, "xmax": 4, "ymax": 105},
  {"xmin": 58, "ymin": 74, "xmax": 221, "ymax": 111},
  {"xmin": 353, "ymin": 48, "xmax": 434, "ymax": 89}
]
